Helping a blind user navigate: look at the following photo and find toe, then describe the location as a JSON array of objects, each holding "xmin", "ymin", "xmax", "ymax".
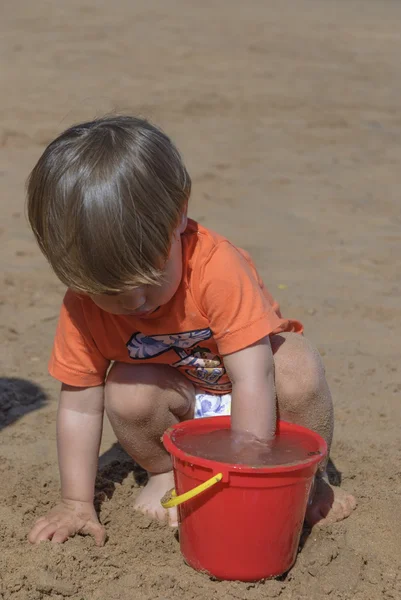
[
  {"xmin": 168, "ymin": 507, "xmax": 178, "ymax": 528},
  {"xmin": 342, "ymin": 494, "xmax": 357, "ymax": 518},
  {"xmin": 348, "ymin": 494, "xmax": 357, "ymax": 511}
]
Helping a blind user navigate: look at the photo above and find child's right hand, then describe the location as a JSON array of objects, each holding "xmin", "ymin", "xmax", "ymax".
[{"xmin": 27, "ymin": 499, "xmax": 106, "ymax": 546}]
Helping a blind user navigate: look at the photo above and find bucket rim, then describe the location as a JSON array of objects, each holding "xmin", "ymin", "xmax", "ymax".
[{"xmin": 163, "ymin": 417, "xmax": 327, "ymax": 475}]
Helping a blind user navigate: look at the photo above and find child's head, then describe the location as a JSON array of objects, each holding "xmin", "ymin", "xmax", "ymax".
[{"xmin": 27, "ymin": 115, "xmax": 191, "ymax": 315}]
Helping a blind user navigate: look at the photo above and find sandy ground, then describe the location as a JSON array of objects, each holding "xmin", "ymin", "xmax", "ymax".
[{"xmin": 1, "ymin": 0, "xmax": 401, "ymax": 598}]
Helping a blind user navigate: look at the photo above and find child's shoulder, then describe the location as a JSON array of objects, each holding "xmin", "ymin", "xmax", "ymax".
[{"xmin": 183, "ymin": 219, "xmax": 259, "ymax": 292}]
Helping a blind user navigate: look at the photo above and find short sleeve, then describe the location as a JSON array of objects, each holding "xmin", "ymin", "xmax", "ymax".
[
  {"xmin": 196, "ymin": 242, "xmax": 292, "ymax": 355},
  {"xmin": 49, "ymin": 290, "xmax": 110, "ymax": 387}
]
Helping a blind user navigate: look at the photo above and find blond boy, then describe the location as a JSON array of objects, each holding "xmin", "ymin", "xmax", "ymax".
[{"xmin": 27, "ymin": 116, "xmax": 355, "ymax": 545}]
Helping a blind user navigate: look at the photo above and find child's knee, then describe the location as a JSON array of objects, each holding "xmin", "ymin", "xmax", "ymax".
[
  {"xmin": 274, "ymin": 334, "xmax": 327, "ymax": 411},
  {"xmin": 104, "ymin": 362, "xmax": 194, "ymax": 424},
  {"xmin": 105, "ymin": 363, "xmax": 158, "ymax": 424}
]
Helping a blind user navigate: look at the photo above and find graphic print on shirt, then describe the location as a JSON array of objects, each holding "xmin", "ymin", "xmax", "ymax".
[{"xmin": 126, "ymin": 329, "xmax": 229, "ymax": 390}]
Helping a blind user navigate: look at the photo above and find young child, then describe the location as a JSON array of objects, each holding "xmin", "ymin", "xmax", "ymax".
[{"xmin": 27, "ymin": 116, "xmax": 355, "ymax": 546}]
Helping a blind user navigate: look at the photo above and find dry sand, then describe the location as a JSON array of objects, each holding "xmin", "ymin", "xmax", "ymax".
[{"xmin": 1, "ymin": 1, "xmax": 401, "ymax": 598}]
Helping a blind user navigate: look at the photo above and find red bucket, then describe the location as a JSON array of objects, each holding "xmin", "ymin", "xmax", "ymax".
[{"xmin": 162, "ymin": 416, "xmax": 326, "ymax": 581}]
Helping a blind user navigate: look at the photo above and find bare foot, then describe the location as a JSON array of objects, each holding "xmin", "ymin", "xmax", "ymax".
[
  {"xmin": 306, "ymin": 477, "xmax": 357, "ymax": 527},
  {"xmin": 133, "ymin": 471, "xmax": 178, "ymax": 527}
]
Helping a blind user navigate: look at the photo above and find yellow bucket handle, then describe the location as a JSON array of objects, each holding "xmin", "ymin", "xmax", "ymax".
[{"xmin": 161, "ymin": 472, "xmax": 223, "ymax": 508}]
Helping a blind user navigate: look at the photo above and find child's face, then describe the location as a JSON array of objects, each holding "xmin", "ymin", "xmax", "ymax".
[{"xmin": 88, "ymin": 221, "xmax": 186, "ymax": 318}]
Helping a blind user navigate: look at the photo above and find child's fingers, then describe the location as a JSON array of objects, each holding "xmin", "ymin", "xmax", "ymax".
[
  {"xmin": 30, "ymin": 521, "xmax": 60, "ymax": 544},
  {"xmin": 51, "ymin": 526, "xmax": 71, "ymax": 544},
  {"xmin": 27, "ymin": 518, "xmax": 52, "ymax": 543},
  {"xmin": 83, "ymin": 520, "xmax": 106, "ymax": 547}
]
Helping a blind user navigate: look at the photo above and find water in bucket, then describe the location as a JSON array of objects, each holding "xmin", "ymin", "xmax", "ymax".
[{"xmin": 174, "ymin": 428, "xmax": 313, "ymax": 467}]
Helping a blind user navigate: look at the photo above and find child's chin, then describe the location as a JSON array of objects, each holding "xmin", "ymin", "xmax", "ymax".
[{"xmin": 131, "ymin": 307, "xmax": 160, "ymax": 318}]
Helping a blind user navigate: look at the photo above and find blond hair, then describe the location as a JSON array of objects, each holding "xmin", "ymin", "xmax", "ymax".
[{"xmin": 27, "ymin": 115, "xmax": 191, "ymax": 294}]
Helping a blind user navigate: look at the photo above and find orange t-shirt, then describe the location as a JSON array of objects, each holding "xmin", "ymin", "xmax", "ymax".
[{"xmin": 49, "ymin": 220, "xmax": 303, "ymax": 394}]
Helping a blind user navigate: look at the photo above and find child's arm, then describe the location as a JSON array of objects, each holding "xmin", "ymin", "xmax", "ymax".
[
  {"xmin": 224, "ymin": 335, "xmax": 276, "ymax": 441},
  {"xmin": 28, "ymin": 384, "xmax": 106, "ymax": 546}
]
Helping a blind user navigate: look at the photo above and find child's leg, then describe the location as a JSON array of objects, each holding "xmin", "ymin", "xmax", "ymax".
[
  {"xmin": 271, "ymin": 332, "xmax": 357, "ymax": 526},
  {"xmin": 105, "ymin": 362, "xmax": 195, "ymax": 526}
]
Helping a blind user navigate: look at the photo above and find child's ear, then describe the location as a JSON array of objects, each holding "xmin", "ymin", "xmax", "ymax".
[{"xmin": 178, "ymin": 202, "xmax": 188, "ymax": 233}]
